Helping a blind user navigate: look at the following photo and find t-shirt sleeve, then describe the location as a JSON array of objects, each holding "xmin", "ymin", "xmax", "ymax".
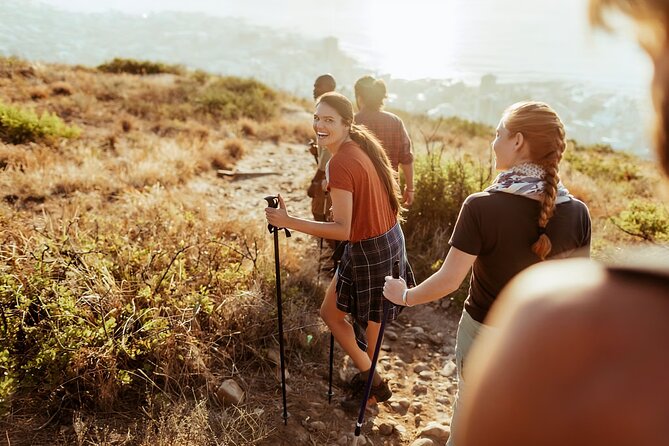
[
  {"xmin": 449, "ymin": 198, "xmax": 482, "ymax": 255},
  {"xmin": 327, "ymin": 154, "xmax": 354, "ymax": 193}
]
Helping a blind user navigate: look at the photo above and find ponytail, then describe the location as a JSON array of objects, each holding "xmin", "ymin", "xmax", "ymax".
[{"xmin": 349, "ymin": 124, "xmax": 403, "ymax": 217}]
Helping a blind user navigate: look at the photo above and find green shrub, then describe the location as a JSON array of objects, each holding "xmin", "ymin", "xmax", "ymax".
[
  {"xmin": 195, "ymin": 77, "xmax": 277, "ymax": 121},
  {"xmin": 0, "ymin": 101, "xmax": 80, "ymax": 144},
  {"xmin": 98, "ymin": 58, "xmax": 184, "ymax": 75},
  {"xmin": 403, "ymin": 152, "xmax": 491, "ymax": 309},
  {"xmin": 564, "ymin": 141, "xmax": 640, "ymax": 182},
  {"xmin": 612, "ymin": 199, "xmax": 669, "ymax": 242}
]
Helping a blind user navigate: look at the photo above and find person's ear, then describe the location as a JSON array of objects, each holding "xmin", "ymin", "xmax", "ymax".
[{"xmin": 514, "ymin": 132, "xmax": 524, "ymax": 151}]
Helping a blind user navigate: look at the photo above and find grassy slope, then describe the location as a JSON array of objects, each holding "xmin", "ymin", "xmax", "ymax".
[{"xmin": 0, "ymin": 57, "xmax": 667, "ymax": 445}]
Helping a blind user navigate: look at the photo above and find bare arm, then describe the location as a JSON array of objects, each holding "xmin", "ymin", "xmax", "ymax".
[
  {"xmin": 400, "ymin": 162, "xmax": 415, "ymax": 206},
  {"xmin": 265, "ymin": 188, "xmax": 352, "ymax": 240},
  {"xmin": 383, "ymin": 246, "xmax": 476, "ymax": 306}
]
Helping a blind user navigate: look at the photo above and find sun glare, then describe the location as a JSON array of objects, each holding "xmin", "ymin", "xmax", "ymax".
[{"xmin": 364, "ymin": 0, "xmax": 462, "ymax": 80}]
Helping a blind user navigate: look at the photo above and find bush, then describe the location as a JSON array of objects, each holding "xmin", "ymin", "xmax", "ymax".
[
  {"xmin": 0, "ymin": 101, "xmax": 80, "ymax": 144},
  {"xmin": 564, "ymin": 141, "xmax": 640, "ymax": 182},
  {"xmin": 402, "ymin": 153, "xmax": 491, "ymax": 306},
  {"xmin": 98, "ymin": 58, "xmax": 184, "ymax": 76},
  {"xmin": 0, "ymin": 215, "xmax": 261, "ymax": 412},
  {"xmin": 195, "ymin": 77, "xmax": 277, "ymax": 121},
  {"xmin": 612, "ymin": 199, "xmax": 669, "ymax": 242}
]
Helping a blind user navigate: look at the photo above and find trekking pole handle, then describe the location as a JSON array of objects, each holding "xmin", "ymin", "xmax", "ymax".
[
  {"xmin": 264, "ymin": 195, "xmax": 291, "ymax": 237},
  {"xmin": 392, "ymin": 259, "xmax": 400, "ymax": 280}
]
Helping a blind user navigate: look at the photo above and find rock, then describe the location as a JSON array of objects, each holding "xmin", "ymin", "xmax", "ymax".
[
  {"xmin": 267, "ymin": 348, "xmax": 280, "ymax": 364},
  {"xmin": 411, "ymin": 439, "xmax": 434, "ymax": 446},
  {"xmin": 337, "ymin": 435, "xmax": 349, "ymax": 445},
  {"xmin": 412, "ymin": 384, "xmax": 428, "ymax": 396},
  {"xmin": 385, "ymin": 330, "xmax": 398, "ymax": 341},
  {"xmin": 309, "ymin": 421, "xmax": 326, "ymax": 431},
  {"xmin": 381, "ymin": 343, "xmax": 392, "ymax": 352},
  {"xmin": 394, "ymin": 423, "xmax": 407, "ymax": 437},
  {"xmin": 418, "ymin": 422, "xmax": 451, "ymax": 441},
  {"xmin": 410, "ymin": 402, "xmax": 423, "ymax": 414},
  {"xmin": 390, "ymin": 402, "xmax": 404, "ymax": 414},
  {"xmin": 217, "ymin": 379, "xmax": 244, "ymax": 405},
  {"xmin": 413, "ymin": 363, "xmax": 430, "ymax": 374},
  {"xmin": 414, "ymin": 415, "xmax": 422, "ymax": 427},
  {"xmin": 436, "ymin": 396, "xmax": 450, "ymax": 406},
  {"xmin": 418, "ymin": 370, "xmax": 434, "ymax": 380},
  {"xmin": 441, "ymin": 360, "xmax": 457, "ymax": 377},
  {"xmin": 377, "ymin": 421, "xmax": 394, "ymax": 436},
  {"xmin": 405, "ymin": 326, "xmax": 425, "ymax": 336}
]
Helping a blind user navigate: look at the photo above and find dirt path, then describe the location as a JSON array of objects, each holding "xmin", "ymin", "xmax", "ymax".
[{"xmin": 217, "ymin": 109, "xmax": 461, "ymax": 446}]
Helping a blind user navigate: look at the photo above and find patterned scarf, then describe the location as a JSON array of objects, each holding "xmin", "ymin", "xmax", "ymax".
[{"xmin": 485, "ymin": 163, "xmax": 572, "ymax": 204}]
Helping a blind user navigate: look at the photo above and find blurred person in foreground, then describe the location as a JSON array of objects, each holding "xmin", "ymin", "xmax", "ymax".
[
  {"xmin": 384, "ymin": 101, "xmax": 591, "ymax": 445},
  {"xmin": 354, "ymin": 75, "xmax": 416, "ymax": 205},
  {"xmin": 455, "ymin": 2, "xmax": 669, "ymax": 445}
]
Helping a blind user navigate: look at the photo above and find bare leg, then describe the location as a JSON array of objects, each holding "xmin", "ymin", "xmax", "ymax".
[
  {"xmin": 320, "ymin": 275, "xmax": 372, "ymax": 372},
  {"xmin": 365, "ymin": 320, "xmax": 381, "ymax": 363}
]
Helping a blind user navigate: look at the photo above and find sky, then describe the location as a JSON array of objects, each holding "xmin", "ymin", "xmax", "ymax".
[{"xmin": 36, "ymin": 0, "xmax": 651, "ymax": 91}]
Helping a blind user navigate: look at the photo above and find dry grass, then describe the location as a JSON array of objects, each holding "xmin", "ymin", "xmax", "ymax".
[{"xmin": 0, "ymin": 56, "xmax": 325, "ymax": 445}]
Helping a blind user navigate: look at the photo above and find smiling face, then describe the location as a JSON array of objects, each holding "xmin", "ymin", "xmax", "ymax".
[{"xmin": 313, "ymin": 101, "xmax": 350, "ymax": 152}]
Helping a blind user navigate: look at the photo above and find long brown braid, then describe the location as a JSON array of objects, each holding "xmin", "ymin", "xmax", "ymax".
[
  {"xmin": 503, "ymin": 102, "xmax": 567, "ymax": 260},
  {"xmin": 316, "ymin": 92, "xmax": 403, "ymax": 216}
]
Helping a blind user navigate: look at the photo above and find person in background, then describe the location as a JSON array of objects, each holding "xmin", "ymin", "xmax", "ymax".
[
  {"xmin": 383, "ymin": 101, "xmax": 591, "ymax": 445},
  {"xmin": 266, "ymin": 92, "xmax": 414, "ymax": 410},
  {"xmin": 354, "ymin": 75, "xmax": 416, "ymax": 206},
  {"xmin": 308, "ymin": 74, "xmax": 337, "ymax": 223},
  {"xmin": 453, "ymin": 2, "xmax": 669, "ymax": 445}
]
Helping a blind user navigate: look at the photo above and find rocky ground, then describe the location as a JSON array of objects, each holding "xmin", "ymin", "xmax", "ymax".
[{"xmin": 217, "ymin": 106, "xmax": 461, "ymax": 446}]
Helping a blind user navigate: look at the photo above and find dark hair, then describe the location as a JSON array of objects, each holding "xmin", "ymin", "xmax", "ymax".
[
  {"xmin": 354, "ymin": 75, "xmax": 387, "ymax": 111},
  {"xmin": 503, "ymin": 101, "xmax": 567, "ymax": 260},
  {"xmin": 316, "ymin": 92, "xmax": 402, "ymax": 216}
]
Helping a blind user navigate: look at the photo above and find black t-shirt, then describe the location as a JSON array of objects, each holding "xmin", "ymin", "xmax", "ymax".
[{"xmin": 450, "ymin": 191, "xmax": 591, "ymax": 323}]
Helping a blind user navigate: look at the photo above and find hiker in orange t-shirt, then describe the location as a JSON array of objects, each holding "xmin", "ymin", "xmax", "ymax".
[{"xmin": 266, "ymin": 92, "xmax": 414, "ymax": 410}]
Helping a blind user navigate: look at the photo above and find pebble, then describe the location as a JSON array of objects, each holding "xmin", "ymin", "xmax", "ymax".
[
  {"xmin": 385, "ymin": 330, "xmax": 398, "ymax": 341},
  {"xmin": 418, "ymin": 422, "xmax": 451, "ymax": 441},
  {"xmin": 377, "ymin": 421, "xmax": 394, "ymax": 436},
  {"xmin": 217, "ymin": 379, "xmax": 244, "ymax": 405},
  {"xmin": 411, "ymin": 438, "xmax": 434, "ymax": 446},
  {"xmin": 440, "ymin": 360, "xmax": 457, "ymax": 377},
  {"xmin": 418, "ymin": 370, "xmax": 434, "ymax": 380},
  {"xmin": 309, "ymin": 421, "xmax": 326, "ymax": 431},
  {"xmin": 413, "ymin": 363, "xmax": 430, "ymax": 374}
]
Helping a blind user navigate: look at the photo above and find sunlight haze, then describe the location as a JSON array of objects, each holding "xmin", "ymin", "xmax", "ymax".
[{"xmin": 37, "ymin": 0, "xmax": 651, "ymax": 89}]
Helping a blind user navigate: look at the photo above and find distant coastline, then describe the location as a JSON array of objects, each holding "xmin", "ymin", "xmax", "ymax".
[{"xmin": 1, "ymin": 0, "xmax": 654, "ymax": 156}]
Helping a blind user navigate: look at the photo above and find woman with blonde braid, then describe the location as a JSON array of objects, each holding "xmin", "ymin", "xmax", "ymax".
[
  {"xmin": 454, "ymin": 2, "xmax": 669, "ymax": 445},
  {"xmin": 383, "ymin": 101, "xmax": 591, "ymax": 445},
  {"xmin": 266, "ymin": 92, "xmax": 414, "ymax": 410}
]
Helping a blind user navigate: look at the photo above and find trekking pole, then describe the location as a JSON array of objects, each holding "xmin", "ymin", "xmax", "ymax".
[
  {"xmin": 327, "ymin": 332, "xmax": 335, "ymax": 403},
  {"xmin": 264, "ymin": 195, "xmax": 291, "ymax": 425},
  {"xmin": 322, "ymin": 189, "xmax": 336, "ymax": 404},
  {"xmin": 352, "ymin": 259, "xmax": 399, "ymax": 445}
]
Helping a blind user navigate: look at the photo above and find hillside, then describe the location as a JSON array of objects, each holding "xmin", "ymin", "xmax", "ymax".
[{"xmin": 1, "ymin": 57, "xmax": 668, "ymax": 446}]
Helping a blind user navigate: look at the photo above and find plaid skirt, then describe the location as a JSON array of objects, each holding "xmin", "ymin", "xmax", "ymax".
[{"xmin": 335, "ymin": 222, "xmax": 415, "ymax": 351}]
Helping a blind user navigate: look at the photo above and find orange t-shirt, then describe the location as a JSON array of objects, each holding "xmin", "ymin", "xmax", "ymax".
[{"xmin": 327, "ymin": 140, "xmax": 396, "ymax": 242}]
